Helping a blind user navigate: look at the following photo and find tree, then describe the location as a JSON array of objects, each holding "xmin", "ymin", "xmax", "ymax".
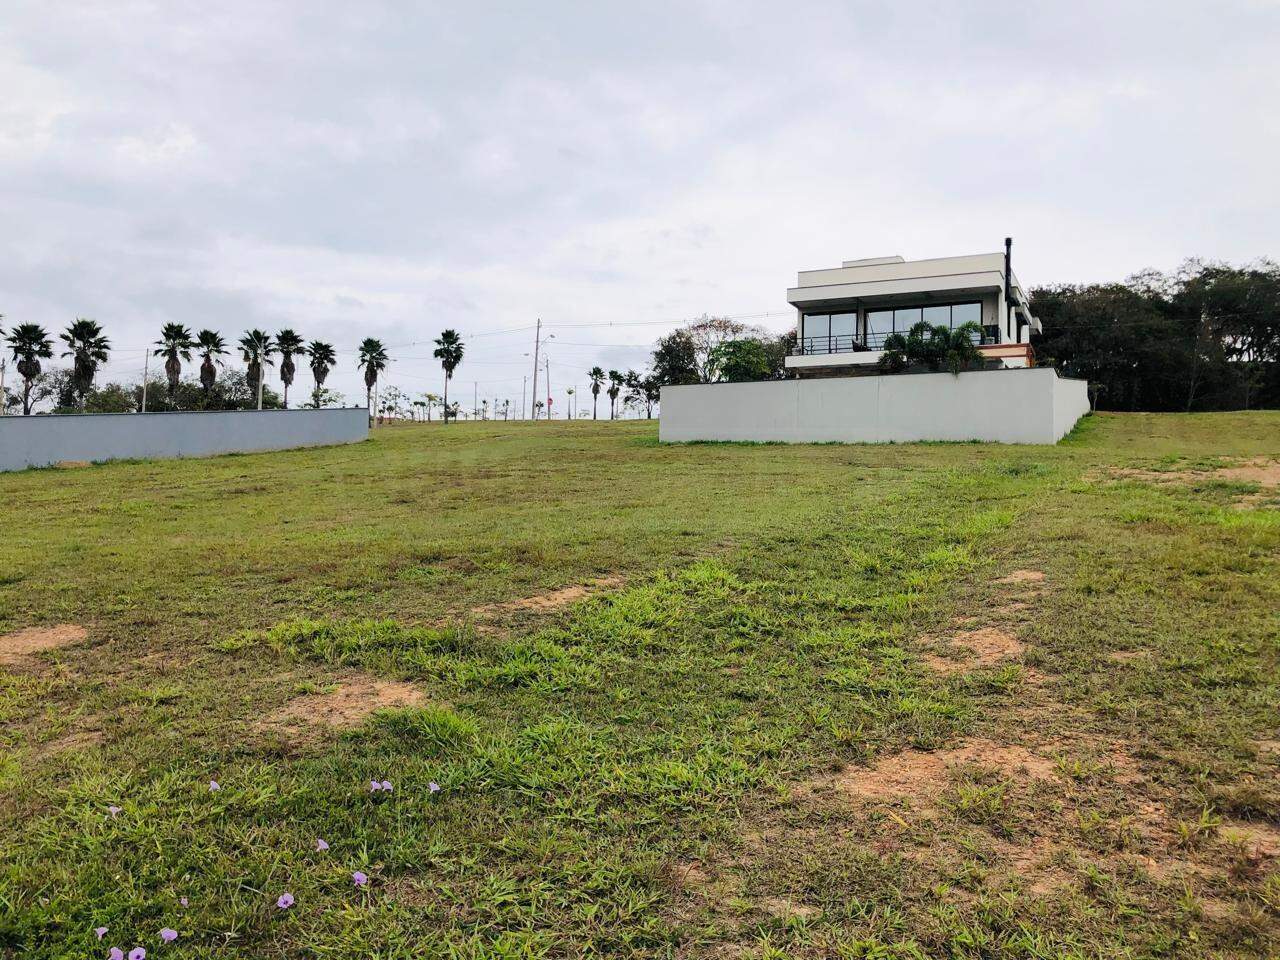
[
  {"xmin": 154, "ymin": 322, "xmax": 194, "ymax": 402},
  {"xmin": 878, "ymin": 322, "xmax": 982, "ymax": 375},
  {"xmin": 422, "ymin": 392, "xmax": 441, "ymax": 422},
  {"xmin": 624, "ymin": 369, "xmax": 661, "ymax": 417},
  {"xmin": 308, "ymin": 341, "xmax": 336, "ymax": 408},
  {"xmin": 196, "ymin": 330, "xmax": 228, "ymax": 403},
  {"xmin": 433, "ymin": 329, "xmax": 464, "ymax": 423},
  {"xmin": 686, "ymin": 315, "xmax": 756, "ymax": 381},
  {"xmin": 708, "ymin": 338, "xmax": 772, "ymax": 382},
  {"xmin": 588, "ymin": 366, "xmax": 605, "ymax": 419},
  {"xmin": 5, "ymin": 323, "xmax": 54, "ymax": 415},
  {"xmin": 61, "ymin": 318, "xmax": 111, "ymax": 409},
  {"xmin": 357, "ymin": 338, "xmax": 389, "ymax": 416},
  {"xmin": 607, "ymin": 369, "xmax": 624, "ymax": 419},
  {"xmin": 238, "ymin": 329, "xmax": 276, "ymax": 410},
  {"xmin": 649, "ymin": 330, "xmax": 700, "ymax": 386},
  {"xmin": 275, "ymin": 328, "xmax": 306, "ymax": 409}
]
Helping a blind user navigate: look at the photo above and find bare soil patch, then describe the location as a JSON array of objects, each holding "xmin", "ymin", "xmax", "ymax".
[
  {"xmin": 995, "ymin": 570, "xmax": 1045, "ymax": 585},
  {"xmin": 476, "ymin": 576, "xmax": 624, "ymax": 615},
  {"xmin": 0, "ymin": 624, "xmax": 89, "ymax": 666},
  {"xmin": 923, "ymin": 627, "xmax": 1024, "ymax": 675},
  {"xmin": 809, "ymin": 739, "xmax": 1059, "ymax": 809},
  {"xmin": 1224, "ymin": 820, "xmax": 1280, "ymax": 859},
  {"xmin": 258, "ymin": 675, "xmax": 424, "ymax": 742}
]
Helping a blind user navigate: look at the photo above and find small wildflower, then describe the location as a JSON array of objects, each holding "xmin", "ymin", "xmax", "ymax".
[
  {"xmin": 427, "ymin": 781, "xmax": 440, "ymax": 794},
  {"xmin": 96, "ymin": 927, "xmax": 109, "ymax": 940},
  {"xmin": 159, "ymin": 928, "xmax": 177, "ymax": 943},
  {"xmin": 179, "ymin": 897, "xmax": 188, "ymax": 908},
  {"xmin": 129, "ymin": 949, "xmax": 146, "ymax": 960},
  {"xmin": 108, "ymin": 949, "xmax": 124, "ymax": 960},
  {"xmin": 208, "ymin": 780, "xmax": 220, "ymax": 792},
  {"xmin": 369, "ymin": 780, "xmax": 382, "ymax": 793},
  {"xmin": 315, "ymin": 838, "xmax": 329, "ymax": 852},
  {"xmin": 107, "ymin": 805, "xmax": 122, "ymax": 818},
  {"xmin": 380, "ymin": 780, "xmax": 393, "ymax": 793},
  {"xmin": 352, "ymin": 871, "xmax": 368, "ymax": 887},
  {"xmin": 276, "ymin": 893, "xmax": 294, "ymax": 909}
]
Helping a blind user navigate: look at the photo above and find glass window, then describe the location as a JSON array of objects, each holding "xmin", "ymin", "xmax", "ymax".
[
  {"xmin": 952, "ymin": 302, "xmax": 981, "ymax": 328},
  {"xmin": 894, "ymin": 307, "xmax": 922, "ymax": 331},
  {"xmin": 830, "ymin": 312, "xmax": 857, "ymax": 339},
  {"xmin": 803, "ymin": 314, "xmax": 830, "ymax": 341},
  {"xmin": 866, "ymin": 310, "xmax": 894, "ymax": 343},
  {"xmin": 922, "ymin": 305, "xmax": 950, "ymax": 327}
]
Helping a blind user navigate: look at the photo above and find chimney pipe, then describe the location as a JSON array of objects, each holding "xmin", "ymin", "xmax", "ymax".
[{"xmin": 1004, "ymin": 237, "xmax": 1013, "ymax": 340}]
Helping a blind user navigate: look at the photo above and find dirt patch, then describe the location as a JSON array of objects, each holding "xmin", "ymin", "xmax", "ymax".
[
  {"xmin": 258, "ymin": 675, "xmax": 425, "ymax": 741},
  {"xmin": 994, "ymin": 836, "xmax": 1071, "ymax": 895},
  {"xmin": 1223, "ymin": 820, "xmax": 1280, "ymax": 859},
  {"xmin": 0, "ymin": 624, "xmax": 89, "ymax": 666},
  {"xmin": 924, "ymin": 627, "xmax": 1024, "ymax": 675},
  {"xmin": 1096, "ymin": 458, "xmax": 1280, "ymax": 492},
  {"xmin": 55, "ymin": 460, "xmax": 91, "ymax": 469},
  {"xmin": 41, "ymin": 728, "xmax": 106, "ymax": 756},
  {"xmin": 810, "ymin": 739, "xmax": 1059, "ymax": 810},
  {"xmin": 1215, "ymin": 458, "xmax": 1280, "ymax": 487},
  {"xmin": 1107, "ymin": 649, "xmax": 1147, "ymax": 664},
  {"xmin": 995, "ymin": 570, "xmax": 1045, "ymax": 585},
  {"xmin": 759, "ymin": 896, "xmax": 819, "ymax": 919},
  {"xmin": 476, "ymin": 576, "xmax": 624, "ymax": 615}
]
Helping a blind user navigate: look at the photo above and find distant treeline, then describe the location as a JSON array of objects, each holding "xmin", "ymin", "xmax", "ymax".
[{"xmin": 1031, "ymin": 259, "xmax": 1280, "ymax": 411}]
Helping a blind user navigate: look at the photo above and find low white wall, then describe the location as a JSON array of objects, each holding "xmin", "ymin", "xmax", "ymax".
[
  {"xmin": 0, "ymin": 408, "xmax": 369, "ymax": 472},
  {"xmin": 659, "ymin": 368, "xmax": 1088, "ymax": 445}
]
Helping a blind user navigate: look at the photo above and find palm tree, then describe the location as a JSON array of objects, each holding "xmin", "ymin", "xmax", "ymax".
[
  {"xmin": 423, "ymin": 392, "xmax": 441, "ymax": 422},
  {"xmin": 275, "ymin": 328, "xmax": 306, "ymax": 409},
  {"xmin": 195, "ymin": 330, "xmax": 228, "ymax": 402},
  {"xmin": 432, "ymin": 330, "xmax": 464, "ymax": 424},
  {"xmin": 308, "ymin": 341, "xmax": 336, "ymax": 408},
  {"xmin": 6, "ymin": 323, "xmax": 54, "ymax": 415},
  {"xmin": 607, "ymin": 369, "xmax": 624, "ymax": 420},
  {"xmin": 588, "ymin": 367, "xmax": 605, "ymax": 419},
  {"xmin": 238, "ymin": 329, "xmax": 276, "ymax": 410},
  {"xmin": 153, "ymin": 322, "xmax": 195, "ymax": 402},
  {"xmin": 61, "ymin": 318, "xmax": 111, "ymax": 409},
  {"xmin": 357, "ymin": 337, "xmax": 389, "ymax": 417}
]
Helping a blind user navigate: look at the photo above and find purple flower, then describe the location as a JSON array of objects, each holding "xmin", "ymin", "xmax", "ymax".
[
  {"xmin": 427, "ymin": 781, "xmax": 441, "ymax": 794},
  {"xmin": 369, "ymin": 780, "xmax": 382, "ymax": 793},
  {"xmin": 179, "ymin": 897, "xmax": 188, "ymax": 907},
  {"xmin": 107, "ymin": 805, "xmax": 122, "ymax": 818},
  {"xmin": 96, "ymin": 927, "xmax": 109, "ymax": 940},
  {"xmin": 108, "ymin": 949, "xmax": 124, "ymax": 960},
  {"xmin": 380, "ymin": 780, "xmax": 393, "ymax": 793},
  {"xmin": 208, "ymin": 780, "xmax": 220, "ymax": 792},
  {"xmin": 129, "ymin": 949, "xmax": 146, "ymax": 960},
  {"xmin": 315, "ymin": 838, "xmax": 329, "ymax": 852},
  {"xmin": 276, "ymin": 892, "xmax": 294, "ymax": 909},
  {"xmin": 159, "ymin": 928, "xmax": 177, "ymax": 943},
  {"xmin": 352, "ymin": 871, "xmax": 368, "ymax": 887}
]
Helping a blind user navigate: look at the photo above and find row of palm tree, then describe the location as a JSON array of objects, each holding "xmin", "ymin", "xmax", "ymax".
[
  {"xmin": 586, "ymin": 367, "xmax": 630, "ymax": 419},
  {"xmin": 2, "ymin": 316, "xmax": 470, "ymax": 419}
]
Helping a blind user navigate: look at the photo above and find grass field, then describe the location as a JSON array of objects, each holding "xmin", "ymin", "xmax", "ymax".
[{"xmin": 1, "ymin": 413, "xmax": 1278, "ymax": 958}]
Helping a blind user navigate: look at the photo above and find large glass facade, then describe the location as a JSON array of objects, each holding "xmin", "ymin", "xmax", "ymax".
[
  {"xmin": 800, "ymin": 302, "xmax": 988, "ymax": 354},
  {"xmin": 801, "ymin": 311, "xmax": 858, "ymax": 352}
]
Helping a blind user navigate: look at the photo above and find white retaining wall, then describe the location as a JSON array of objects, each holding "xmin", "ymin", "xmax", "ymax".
[
  {"xmin": 0, "ymin": 408, "xmax": 369, "ymax": 472},
  {"xmin": 659, "ymin": 368, "xmax": 1089, "ymax": 445}
]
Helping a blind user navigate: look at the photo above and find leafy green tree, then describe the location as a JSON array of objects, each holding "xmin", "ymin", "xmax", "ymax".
[
  {"xmin": 196, "ymin": 330, "xmax": 228, "ymax": 402},
  {"xmin": 154, "ymin": 323, "xmax": 195, "ymax": 402},
  {"xmin": 5, "ymin": 323, "xmax": 54, "ymax": 414},
  {"xmin": 623, "ymin": 369, "xmax": 661, "ymax": 417},
  {"xmin": 649, "ymin": 330, "xmax": 700, "ymax": 386},
  {"xmin": 878, "ymin": 322, "xmax": 981, "ymax": 375},
  {"xmin": 307, "ymin": 341, "xmax": 336, "ymax": 408},
  {"xmin": 357, "ymin": 337, "xmax": 389, "ymax": 415},
  {"xmin": 238, "ymin": 329, "xmax": 276, "ymax": 410},
  {"xmin": 275, "ymin": 328, "xmax": 306, "ymax": 409},
  {"xmin": 61, "ymin": 318, "xmax": 111, "ymax": 409},
  {"xmin": 708, "ymin": 338, "xmax": 772, "ymax": 382},
  {"xmin": 588, "ymin": 366, "xmax": 605, "ymax": 419},
  {"xmin": 432, "ymin": 330, "xmax": 464, "ymax": 423}
]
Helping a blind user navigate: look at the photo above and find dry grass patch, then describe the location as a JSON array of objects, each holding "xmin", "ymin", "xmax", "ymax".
[
  {"xmin": 474, "ymin": 576, "xmax": 624, "ymax": 615},
  {"xmin": 0, "ymin": 624, "xmax": 89, "ymax": 667},
  {"xmin": 995, "ymin": 569, "xmax": 1046, "ymax": 585},
  {"xmin": 926, "ymin": 627, "xmax": 1025, "ymax": 675},
  {"xmin": 257, "ymin": 675, "xmax": 425, "ymax": 743}
]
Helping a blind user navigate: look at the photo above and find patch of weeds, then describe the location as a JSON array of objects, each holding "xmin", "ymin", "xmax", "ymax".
[
  {"xmin": 363, "ymin": 705, "xmax": 478, "ymax": 753},
  {"xmin": 1173, "ymin": 807, "xmax": 1222, "ymax": 849}
]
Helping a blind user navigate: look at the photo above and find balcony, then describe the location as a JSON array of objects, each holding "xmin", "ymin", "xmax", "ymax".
[{"xmin": 793, "ymin": 327, "xmax": 997, "ymax": 357}]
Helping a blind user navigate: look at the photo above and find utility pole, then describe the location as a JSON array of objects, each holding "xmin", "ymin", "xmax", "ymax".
[
  {"xmin": 545, "ymin": 356, "xmax": 551, "ymax": 420},
  {"xmin": 473, "ymin": 381, "xmax": 478, "ymax": 420},
  {"xmin": 0, "ymin": 357, "xmax": 7, "ymax": 416},
  {"xmin": 530, "ymin": 318, "xmax": 541, "ymax": 420},
  {"xmin": 141, "ymin": 350, "xmax": 150, "ymax": 413},
  {"xmin": 521, "ymin": 377, "xmax": 526, "ymax": 421}
]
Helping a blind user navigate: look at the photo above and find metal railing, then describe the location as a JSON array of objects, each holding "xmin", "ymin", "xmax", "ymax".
[{"xmin": 793, "ymin": 327, "xmax": 996, "ymax": 356}]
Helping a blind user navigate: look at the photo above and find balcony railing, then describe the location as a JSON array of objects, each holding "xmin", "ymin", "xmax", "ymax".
[{"xmin": 793, "ymin": 327, "xmax": 999, "ymax": 356}]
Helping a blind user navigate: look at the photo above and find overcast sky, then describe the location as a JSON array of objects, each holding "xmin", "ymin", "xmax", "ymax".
[{"xmin": 3, "ymin": 1, "xmax": 1277, "ymax": 412}]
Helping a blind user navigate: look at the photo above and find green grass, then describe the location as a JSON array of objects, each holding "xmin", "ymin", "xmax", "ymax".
[{"xmin": 0, "ymin": 413, "xmax": 1277, "ymax": 957}]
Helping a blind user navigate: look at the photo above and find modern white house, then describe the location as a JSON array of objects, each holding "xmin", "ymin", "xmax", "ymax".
[
  {"xmin": 786, "ymin": 240, "xmax": 1041, "ymax": 377},
  {"xmin": 659, "ymin": 240, "xmax": 1090, "ymax": 445}
]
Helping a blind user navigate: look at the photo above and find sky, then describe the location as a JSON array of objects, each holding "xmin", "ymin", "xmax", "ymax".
[{"xmin": 3, "ymin": 0, "xmax": 1277, "ymax": 414}]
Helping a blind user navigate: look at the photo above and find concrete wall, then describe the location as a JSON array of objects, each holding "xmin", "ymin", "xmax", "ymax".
[
  {"xmin": 659, "ymin": 368, "xmax": 1088, "ymax": 445},
  {"xmin": 0, "ymin": 408, "xmax": 369, "ymax": 472}
]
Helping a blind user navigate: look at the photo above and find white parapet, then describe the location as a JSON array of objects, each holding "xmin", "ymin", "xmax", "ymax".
[{"xmin": 659, "ymin": 368, "xmax": 1089, "ymax": 445}]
